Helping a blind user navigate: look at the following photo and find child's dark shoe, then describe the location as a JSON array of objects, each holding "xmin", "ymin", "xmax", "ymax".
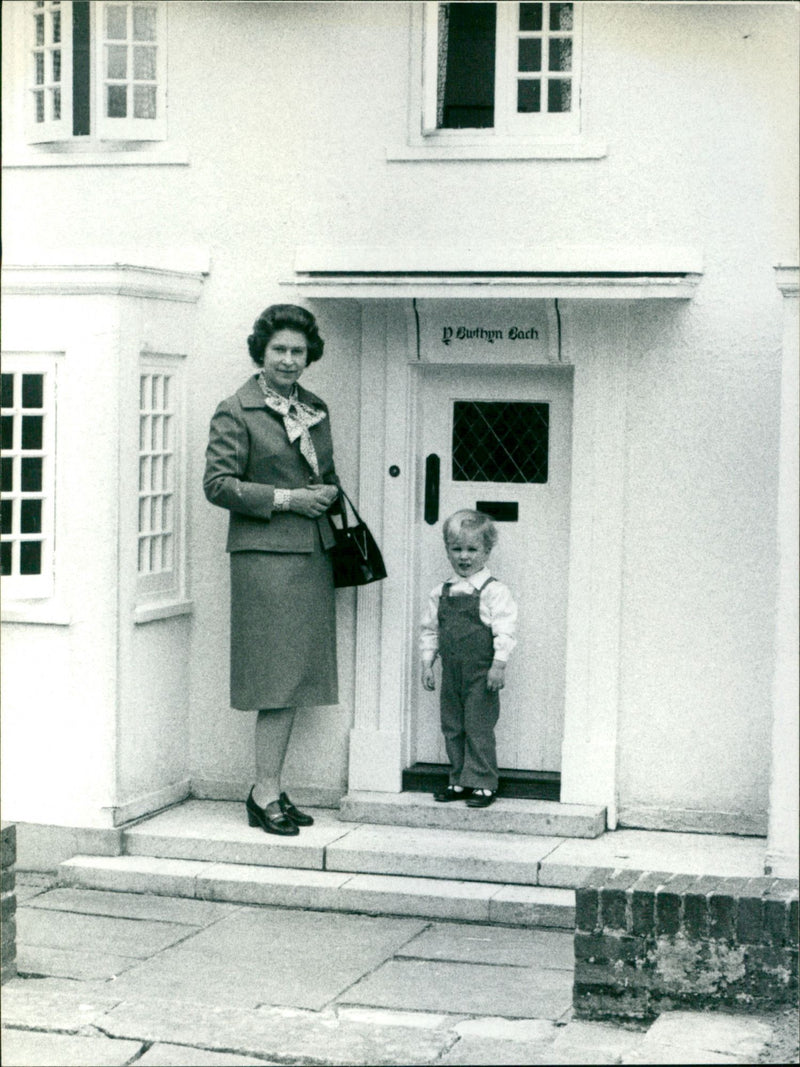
[
  {"xmin": 433, "ymin": 785, "xmax": 472, "ymax": 802},
  {"xmin": 466, "ymin": 789, "xmax": 496, "ymax": 808}
]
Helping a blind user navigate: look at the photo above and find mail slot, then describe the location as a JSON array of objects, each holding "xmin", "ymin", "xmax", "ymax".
[{"xmin": 476, "ymin": 501, "xmax": 518, "ymax": 522}]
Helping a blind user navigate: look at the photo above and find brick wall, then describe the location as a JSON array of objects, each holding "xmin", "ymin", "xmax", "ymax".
[
  {"xmin": 1, "ymin": 823, "xmax": 17, "ymax": 984},
  {"xmin": 574, "ymin": 867, "xmax": 799, "ymax": 1020}
]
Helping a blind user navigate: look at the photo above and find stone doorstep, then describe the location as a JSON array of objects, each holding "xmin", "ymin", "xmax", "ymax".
[
  {"xmin": 57, "ymin": 854, "xmax": 576, "ymax": 928},
  {"xmin": 339, "ymin": 791, "xmax": 607, "ymax": 839}
]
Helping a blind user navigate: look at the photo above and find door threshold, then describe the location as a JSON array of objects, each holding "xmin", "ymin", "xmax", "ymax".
[{"xmin": 402, "ymin": 762, "xmax": 560, "ymax": 801}]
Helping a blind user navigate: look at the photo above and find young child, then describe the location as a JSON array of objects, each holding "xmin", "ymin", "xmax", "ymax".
[{"xmin": 421, "ymin": 509, "xmax": 517, "ymax": 808}]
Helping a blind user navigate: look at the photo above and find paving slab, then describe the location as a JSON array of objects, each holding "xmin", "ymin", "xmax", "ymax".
[
  {"xmin": 16, "ymin": 943, "xmax": 142, "ymax": 981},
  {"xmin": 135, "ymin": 1042, "xmax": 277, "ymax": 1066},
  {"xmin": 60, "ymin": 854, "xmax": 208, "ymax": 896},
  {"xmin": 17, "ymin": 905, "xmax": 199, "ymax": 958},
  {"xmin": 197, "ymin": 860, "xmax": 352, "ymax": 907},
  {"xmin": 337, "ymin": 1006, "xmax": 458, "ymax": 1029},
  {"xmin": 454, "ymin": 1017, "xmax": 558, "ymax": 1041},
  {"xmin": 124, "ymin": 799, "xmax": 351, "ymax": 869},
  {"xmin": 0, "ymin": 1029, "xmax": 143, "ymax": 1067},
  {"xmin": 639, "ymin": 1011, "xmax": 774, "ymax": 1059},
  {"xmin": 437, "ymin": 1036, "xmax": 563, "ymax": 1065},
  {"xmin": 23, "ymin": 886, "xmax": 240, "ymax": 925},
  {"xmin": 337, "ymin": 957, "xmax": 574, "ymax": 1019},
  {"xmin": 340, "ymin": 791, "xmax": 604, "ymax": 838},
  {"xmin": 622, "ymin": 1046, "xmax": 751, "ymax": 1064},
  {"xmin": 0, "ymin": 980, "xmax": 122, "ymax": 1031},
  {"xmin": 101, "ymin": 907, "xmax": 427, "ymax": 1011},
  {"xmin": 489, "ymin": 884, "xmax": 575, "ymax": 927},
  {"xmin": 326, "ymin": 822, "xmax": 558, "ymax": 884},
  {"xmin": 397, "ymin": 922, "xmax": 575, "ymax": 969},
  {"xmin": 539, "ymin": 829, "xmax": 767, "ymax": 886},
  {"xmin": 338, "ymin": 872, "xmax": 496, "ymax": 921},
  {"xmin": 14, "ymin": 883, "xmax": 51, "ymax": 904},
  {"xmin": 99, "ymin": 997, "xmax": 457, "ymax": 1065},
  {"xmin": 551, "ymin": 1018, "xmax": 645, "ymax": 1058}
]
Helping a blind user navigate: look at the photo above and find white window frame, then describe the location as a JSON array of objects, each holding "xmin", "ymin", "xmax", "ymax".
[
  {"xmin": 25, "ymin": 0, "xmax": 167, "ymax": 146},
  {"xmin": 136, "ymin": 352, "xmax": 186, "ymax": 607},
  {"xmin": 391, "ymin": 0, "xmax": 603, "ymax": 161},
  {"xmin": 1, "ymin": 354, "xmax": 59, "ymax": 601},
  {"xmin": 422, "ymin": 1, "xmax": 582, "ymax": 139}
]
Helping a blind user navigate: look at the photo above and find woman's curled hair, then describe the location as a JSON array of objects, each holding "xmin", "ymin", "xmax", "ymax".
[{"xmin": 247, "ymin": 304, "xmax": 325, "ymax": 366}]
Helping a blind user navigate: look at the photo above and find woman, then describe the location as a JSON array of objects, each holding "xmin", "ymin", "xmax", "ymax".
[{"xmin": 204, "ymin": 304, "xmax": 340, "ymax": 836}]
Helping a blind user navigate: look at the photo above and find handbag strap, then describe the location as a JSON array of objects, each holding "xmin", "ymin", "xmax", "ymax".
[{"xmin": 336, "ymin": 487, "xmax": 366, "ymax": 530}]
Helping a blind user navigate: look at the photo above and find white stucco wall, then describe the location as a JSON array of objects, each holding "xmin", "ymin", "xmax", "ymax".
[{"xmin": 2, "ymin": 2, "xmax": 796, "ymax": 826}]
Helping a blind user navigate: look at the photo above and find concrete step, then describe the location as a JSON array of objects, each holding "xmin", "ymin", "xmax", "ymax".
[
  {"xmin": 58, "ymin": 854, "xmax": 576, "ymax": 927},
  {"xmin": 338, "ymin": 791, "xmax": 606, "ymax": 838}
]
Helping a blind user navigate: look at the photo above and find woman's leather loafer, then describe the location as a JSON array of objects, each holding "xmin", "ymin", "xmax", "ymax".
[
  {"xmin": 246, "ymin": 789, "xmax": 299, "ymax": 835},
  {"xmin": 466, "ymin": 790, "xmax": 497, "ymax": 808},
  {"xmin": 279, "ymin": 791, "xmax": 314, "ymax": 827}
]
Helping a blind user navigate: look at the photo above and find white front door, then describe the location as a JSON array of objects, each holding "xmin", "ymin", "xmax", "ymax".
[{"xmin": 413, "ymin": 363, "xmax": 573, "ymax": 772}]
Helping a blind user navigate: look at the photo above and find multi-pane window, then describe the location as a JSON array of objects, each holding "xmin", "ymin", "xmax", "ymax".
[
  {"xmin": 28, "ymin": 0, "xmax": 166, "ymax": 143},
  {"xmin": 0, "ymin": 360, "xmax": 57, "ymax": 599},
  {"xmin": 137, "ymin": 360, "xmax": 183, "ymax": 601},
  {"xmin": 138, "ymin": 370, "xmax": 174, "ymax": 586},
  {"xmin": 452, "ymin": 401, "xmax": 549, "ymax": 483},
  {"xmin": 423, "ymin": 1, "xmax": 581, "ymax": 137}
]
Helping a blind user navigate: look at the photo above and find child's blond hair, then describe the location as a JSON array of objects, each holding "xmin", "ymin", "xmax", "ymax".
[{"xmin": 442, "ymin": 509, "xmax": 498, "ymax": 552}]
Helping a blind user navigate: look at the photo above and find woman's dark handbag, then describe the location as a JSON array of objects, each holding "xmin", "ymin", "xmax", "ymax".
[{"xmin": 329, "ymin": 489, "xmax": 387, "ymax": 588}]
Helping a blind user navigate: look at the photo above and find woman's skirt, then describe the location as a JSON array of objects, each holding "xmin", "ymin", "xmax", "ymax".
[{"xmin": 229, "ymin": 537, "xmax": 338, "ymax": 710}]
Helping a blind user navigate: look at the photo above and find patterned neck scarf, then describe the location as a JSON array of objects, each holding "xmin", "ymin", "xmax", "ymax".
[{"xmin": 257, "ymin": 371, "xmax": 327, "ymax": 479}]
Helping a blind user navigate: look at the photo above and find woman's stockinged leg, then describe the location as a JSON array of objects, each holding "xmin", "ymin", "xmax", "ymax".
[{"xmin": 252, "ymin": 707, "xmax": 296, "ymax": 807}]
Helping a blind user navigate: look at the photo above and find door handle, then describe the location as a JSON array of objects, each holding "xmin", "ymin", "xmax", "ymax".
[{"xmin": 424, "ymin": 453, "xmax": 440, "ymax": 525}]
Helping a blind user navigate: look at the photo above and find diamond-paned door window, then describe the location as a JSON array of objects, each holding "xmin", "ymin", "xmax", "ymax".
[{"xmin": 452, "ymin": 401, "xmax": 549, "ymax": 483}]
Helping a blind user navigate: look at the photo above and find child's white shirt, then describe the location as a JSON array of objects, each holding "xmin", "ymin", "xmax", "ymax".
[{"xmin": 420, "ymin": 567, "xmax": 517, "ymax": 667}]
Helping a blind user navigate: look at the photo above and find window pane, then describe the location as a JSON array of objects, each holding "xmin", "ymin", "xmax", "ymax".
[
  {"xmin": 547, "ymin": 78, "xmax": 572, "ymax": 112},
  {"xmin": 1, "ymin": 500, "xmax": 12, "ymax": 535},
  {"xmin": 21, "ymin": 416, "xmax": 43, "ymax": 450},
  {"xmin": 52, "ymin": 9, "xmax": 61, "ymax": 43},
  {"xmin": 133, "ymin": 5, "xmax": 157, "ymax": 41},
  {"xmin": 22, "ymin": 375, "xmax": 44, "ymax": 409},
  {"xmin": 35, "ymin": 91, "xmax": 45, "ymax": 122},
  {"xmin": 139, "ymin": 456, "xmax": 150, "ymax": 491},
  {"xmin": 440, "ymin": 2, "xmax": 496, "ymax": 129},
  {"xmin": 550, "ymin": 2, "xmax": 573, "ymax": 31},
  {"xmin": 52, "ymin": 87, "xmax": 61, "ymax": 119},
  {"xmin": 107, "ymin": 84, "xmax": 128, "ymax": 117},
  {"xmin": 20, "ymin": 540, "xmax": 43, "ymax": 575},
  {"xmin": 549, "ymin": 38, "xmax": 572, "ymax": 72},
  {"xmin": 21, "ymin": 500, "xmax": 42, "ymax": 535},
  {"xmin": 35, "ymin": 52, "xmax": 45, "ymax": 85},
  {"xmin": 106, "ymin": 4, "xmax": 128, "ymax": 39},
  {"xmin": 452, "ymin": 401, "xmax": 549, "ymax": 483},
  {"xmin": 1, "ymin": 374, "xmax": 13, "ymax": 408},
  {"xmin": 1, "ymin": 416, "xmax": 13, "ymax": 451},
  {"xmin": 1, "ymin": 458, "xmax": 13, "ymax": 493},
  {"xmin": 519, "ymin": 3, "xmax": 542, "ymax": 31},
  {"xmin": 133, "ymin": 84, "xmax": 157, "ymax": 119},
  {"xmin": 35, "ymin": 14, "xmax": 45, "ymax": 46},
  {"xmin": 0, "ymin": 542, "xmax": 10, "ymax": 576},
  {"xmin": 133, "ymin": 44, "xmax": 156, "ymax": 80},
  {"xmin": 52, "ymin": 49, "xmax": 61, "ymax": 81},
  {"xmin": 107, "ymin": 44, "xmax": 128, "ymax": 78},
  {"xmin": 21, "ymin": 457, "xmax": 43, "ymax": 492},
  {"xmin": 517, "ymin": 79, "xmax": 541, "ymax": 113},
  {"xmin": 518, "ymin": 38, "xmax": 541, "ymax": 73}
]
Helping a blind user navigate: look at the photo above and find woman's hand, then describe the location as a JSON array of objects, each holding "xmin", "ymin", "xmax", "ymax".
[
  {"xmin": 290, "ymin": 485, "xmax": 338, "ymax": 518},
  {"xmin": 422, "ymin": 665, "xmax": 436, "ymax": 691}
]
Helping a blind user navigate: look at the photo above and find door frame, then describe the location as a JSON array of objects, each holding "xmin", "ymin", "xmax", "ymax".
[{"xmin": 346, "ymin": 300, "xmax": 630, "ymax": 828}]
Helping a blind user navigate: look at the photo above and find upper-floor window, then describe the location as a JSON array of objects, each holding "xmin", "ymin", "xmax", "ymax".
[
  {"xmin": 422, "ymin": 1, "xmax": 581, "ymax": 139},
  {"xmin": 1, "ymin": 358, "xmax": 58, "ymax": 600},
  {"xmin": 28, "ymin": 0, "xmax": 166, "ymax": 143}
]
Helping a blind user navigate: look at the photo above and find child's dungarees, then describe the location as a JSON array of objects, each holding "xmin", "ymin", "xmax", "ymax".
[{"xmin": 438, "ymin": 577, "xmax": 500, "ymax": 791}]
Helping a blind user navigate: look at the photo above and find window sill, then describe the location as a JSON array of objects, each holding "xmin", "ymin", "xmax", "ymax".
[
  {"xmin": 134, "ymin": 599, "xmax": 194, "ymax": 625},
  {"xmin": 4, "ymin": 143, "xmax": 190, "ymax": 168},
  {"xmin": 2, "ymin": 601, "xmax": 71, "ymax": 626},
  {"xmin": 387, "ymin": 138, "xmax": 607, "ymax": 162}
]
